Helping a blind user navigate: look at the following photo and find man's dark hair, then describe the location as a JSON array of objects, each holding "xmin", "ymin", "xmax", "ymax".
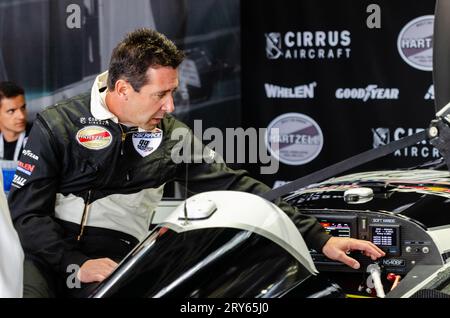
[
  {"xmin": 0, "ymin": 81, "xmax": 25, "ymax": 105},
  {"xmin": 107, "ymin": 28, "xmax": 185, "ymax": 92}
]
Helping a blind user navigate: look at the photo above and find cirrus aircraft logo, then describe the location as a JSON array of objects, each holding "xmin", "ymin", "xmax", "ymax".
[
  {"xmin": 372, "ymin": 127, "xmax": 439, "ymax": 159},
  {"xmin": 265, "ymin": 113, "xmax": 323, "ymax": 165},
  {"xmin": 265, "ymin": 30, "xmax": 351, "ymax": 60},
  {"xmin": 397, "ymin": 15, "xmax": 434, "ymax": 71}
]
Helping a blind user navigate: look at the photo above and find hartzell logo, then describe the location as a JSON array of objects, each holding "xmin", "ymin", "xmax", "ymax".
[
  {"xmin": 76, "ymin": 126, "xmax": 112, "ymax": 150},
  {"xmin": 397, "ymin": 15, "xmax": 434, "ymax": 71},
  {"xmin": 265, "ymin": 113, "xmax": 324, "ymax": 165},
  {"xmin": 336, "ymin": 85, "xmax": 399, "ymax": 102},
  {"xmin": 265, "ymin": 30, "xmax": 351, "ymax": 60}
]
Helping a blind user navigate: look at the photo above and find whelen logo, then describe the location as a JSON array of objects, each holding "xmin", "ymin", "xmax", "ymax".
[
  {"xmin": 372, "ymin": 127, "xmax": 439, "ymax": 159},
  {"xmin": 336, "ymin": 85, "xmax": 399, "ymax": 101},
  {"xmin": 17, "ymin": 161, "xmax": 35, "ymax": 176},
  {"xmin": 397, "ymin": 15, "xmax": 434, "ymax": 71},
  {"xmin": 264, "ymin": 82, "xmax": 317, "ymax": 99},
  {"xmin": 265, "ymin": 30, "xmax": 351, "ymax": 60}
]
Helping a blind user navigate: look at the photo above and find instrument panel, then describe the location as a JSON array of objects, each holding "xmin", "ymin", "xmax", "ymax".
[{"xmin": 300, "ymin": 209, "xmax": 445, "ymax": 274}]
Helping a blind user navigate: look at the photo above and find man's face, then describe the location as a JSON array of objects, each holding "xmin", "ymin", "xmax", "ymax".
[
  {"xmin": 125, "ymin": 66, "xmax": 178, "ymax": 130},
  {"xmin": 0, "ymin": 95, "xmax": 27, "ymax": 135}
]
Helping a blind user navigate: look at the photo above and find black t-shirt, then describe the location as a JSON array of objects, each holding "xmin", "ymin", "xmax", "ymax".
[
  {"xmin": 2, "ymin": 138, "xmax": 19, "ymax": 160},
  {"xmin": 0, "ymin": 124, "xmax": 32, "ymax": 160}
]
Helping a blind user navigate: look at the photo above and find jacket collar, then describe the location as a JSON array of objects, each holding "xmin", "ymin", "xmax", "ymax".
[{"xmin": 90, "ymin": 71, "xmax": 119, "ymax": 124}]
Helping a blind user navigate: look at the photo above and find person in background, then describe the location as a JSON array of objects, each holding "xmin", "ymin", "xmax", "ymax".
[
  {"xmin": 0, "ymin": 81, "xmax": 29, "ymax": 160},
  {"xmin": 0, "ymin": 81, "xmax": 30, "ymax": 195}
]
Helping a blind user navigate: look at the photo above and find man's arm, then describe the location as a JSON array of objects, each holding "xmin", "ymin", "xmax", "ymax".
[
  {"xmin": 174, "ymin": 133, "xmax": 384, "ymax": 268},
  {"xmin": 176, "ymin": 159, "xmax": 331, "ymax": 251},
  {"xmin": 8, "ymin": 117, "xmax": 90, "ymax": 274},
  {"xmin": 172, "ymin": 131, "xmax": 331, "ymax": 250}
]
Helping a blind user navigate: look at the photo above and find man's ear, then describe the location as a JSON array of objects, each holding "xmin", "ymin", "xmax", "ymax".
[{"xmin": 115, "ymin": 79, "xmax": 130, "ymax": 100}]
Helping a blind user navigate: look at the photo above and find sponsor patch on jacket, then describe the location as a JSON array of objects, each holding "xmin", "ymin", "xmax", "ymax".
[
  {"xmin": 22, "ymin": 149, "xmax": 39, "ymax": 161},
  {"xmin": 79, "ymin": 117, "xmax": 110, "ymax": 126},
  {"xmin": 76, "ymin": 126, "xmax": 113, "ymax": 150},
  {"xmin": 12, "ymin": 174, "xmax": 27, "ymax": 188},
  {"xmin": 16, "ymin": 161, "xmax": 35, "ymax": 176},
  {"xmin": 132, "ymin": 129, "xmax": 163, "ymax": 157}
]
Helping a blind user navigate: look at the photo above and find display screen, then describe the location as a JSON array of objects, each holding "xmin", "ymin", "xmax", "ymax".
[
  {"xmin": 320, "ymin": 221, "xmax": 351, "ymax": 238},
  {"xmin": 370, "ymin": 225, "xmax": 400, "ymax": 255},
  {"xmin": 371, "ymin": 226, "xmax": 397, "ymax": 246}
]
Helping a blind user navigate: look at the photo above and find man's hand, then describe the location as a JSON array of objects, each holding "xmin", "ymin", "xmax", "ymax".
[
  {"xmin": 77, "ymin": 258, "xmax": 118, "ymax": 283},
  {"xmin": 322, "ymin": 237, "xmax": 385, "ymax": 269}
]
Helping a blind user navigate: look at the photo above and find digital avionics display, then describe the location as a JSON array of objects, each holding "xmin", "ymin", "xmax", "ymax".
[
  {"xmin": 320, "ymin": 221, "xmax": 351, "ymax": 238},
  {"xmin": 370, "ymin": 225, "xmax": 400, "ymax": 255}
]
